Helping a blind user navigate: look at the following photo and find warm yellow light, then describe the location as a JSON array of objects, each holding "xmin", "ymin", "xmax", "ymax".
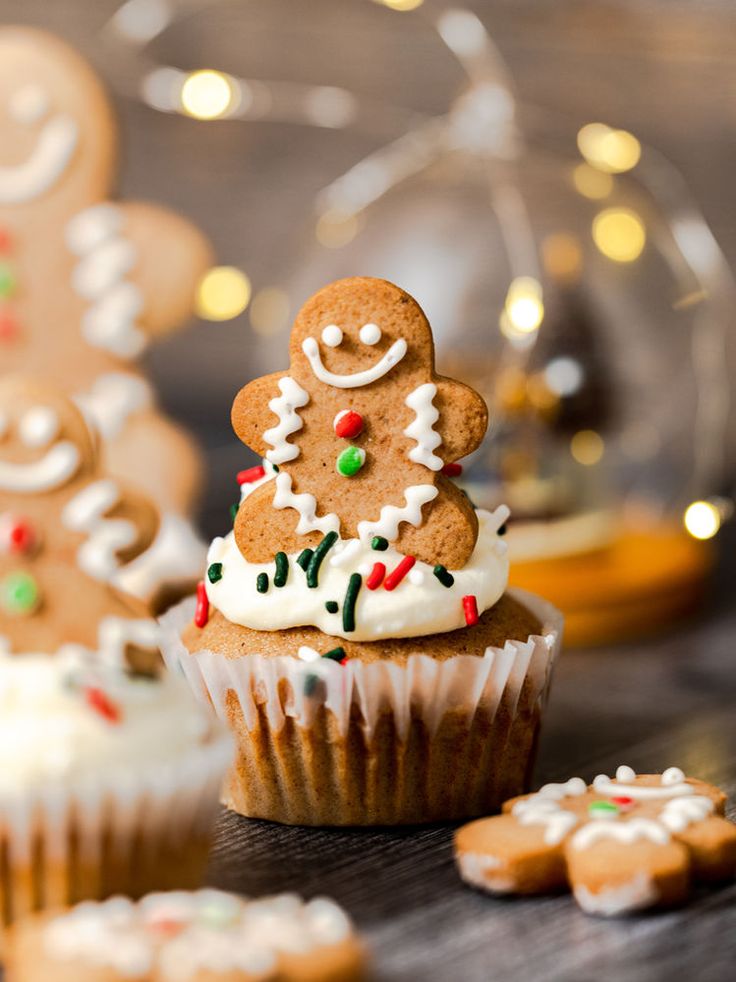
[
  {"xmin": 572, "ymin": 163, "xmax": 614, "ymax": 200},
  {"xmin": 315, "ymin": 209, "xmax": 360, "ymax": 249},
  {"xmin": 378, "ymin": 0, "xmax": 424, "ymax": 10},
  {"xmin": 542, "ymin": 233, "xmax": 583, "ymax": 283},
  {"xmin": 196, "ymin": 267, "xmax": 251, "ymax": 321},
  {"xmin": 181, "ymin": 70, "xmax": 235, "ymax": 120},
  {"xmin": 570, "ymin": 429, "xmax": 604, "ymax": 466},
  {"xmin": 683, "ymin": 501, "xmax": 721, "ymax": 540},
  {"xmin": 592, "ymin": 208, "xmax": 646, "ymax": 263},
  {"xmin": 577, "ymin": 122, "xmax": 641, "ymax": 174},
  {"xmin": 250, "ymin": 287, "xmax": 291, "ymax": 337},
  {"xmin": 504, "ymin": 276, "xmax": 544, "ymax": 334}
]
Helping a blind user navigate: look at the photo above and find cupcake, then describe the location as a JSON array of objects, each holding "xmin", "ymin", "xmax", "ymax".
[
  {"xmin": 162, "ymin": 277, "xmax": 562, "ymax": 825},
  {"xmin": 6, "ymin": 889, "xmax": 366, "ymax": 982},
  {"xmin": 0, "ymin": 652, "xmax": 233, "ymax": 932}
]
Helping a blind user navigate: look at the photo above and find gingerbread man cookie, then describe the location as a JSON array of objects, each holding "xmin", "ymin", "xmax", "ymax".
[
  {"xmin": 0, "ymin": 375, "xmax": 162, "ymax": 670},
  {"xmin": 231, "ymin": 277, "xmax": 488, "ymax": 568},
  {"xmin": 455, "ymin": 765, "xmax": 736, "ymax": 916},
  {"xmin": 0, "ymin": 27, "xmax": 213, "ymax": 516}
]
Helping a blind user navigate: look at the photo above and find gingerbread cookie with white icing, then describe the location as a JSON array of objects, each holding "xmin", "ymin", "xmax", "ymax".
[
  {"xmin": 0, "ymin": 375, "xmax": 162, "ymax": 670},
  {"xmin": 455, "ymin": 765, "xmax": 736, "ymax": 916},
  {"xmin": 6, "ymin": 890, "xmax": 367, "ymax": 982},
  {"xmin": 231, "ymin": 277, "xmax": 487, "ymax": 569},
  {"xmin": 0, "ymin": 27, "xmax": 212, "ymax": 517}
]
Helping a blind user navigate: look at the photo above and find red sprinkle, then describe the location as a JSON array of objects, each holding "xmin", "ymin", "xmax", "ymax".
[
  {"xmin": 365, "ymin": 562, "xmax": 386, "ymax": 590},
  {"xmin": 384, "ymin": 556, "xmax": 416, "ymax": 591},
  {"xmin": 194, "ymin": 580, "xmax": 209, "ymax": 628},
  {"xmin": 237, "ymin": 465, "xmax": 266, "ymax": 485},
  {"xmin": 85, "ymin": 686, "xmax": 122, "ymax": 723},
  {"xmin": 442, "ymin": 462, "xmax": 463, "ymax": 478},
  {"xmin": 339, "ymin": 657, "xmax": 348, "ymax": 666},
  {"xmin": 334, "ymin": 410, "xmax": 364, "ymax": 439},
  {"xmin": 462, "ymin": 594, "xmax": 479, "ymax": 626}
]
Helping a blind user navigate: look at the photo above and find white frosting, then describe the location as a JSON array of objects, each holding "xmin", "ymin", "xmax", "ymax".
[
  {"xmin": 593, "ymin": 766, "xmax": 694, "ymax": 800},
  {"xmin": 0, "ymin": 113, "xmax": 78, "ymax": 204},
  {"xmin": 571, "ymin": 818, "xmax": 671, "ymax": 850},
  {"xmin": 574, "ymin": 873, "xmax": 659, "ymax": 916},
  {"xmin": 456, "ymin": 852, "xmax": 514, "ymax": 893},
  {"xmin": 42, "ymin": 890, "xmax": 353, "ymax": 980},
  {"xmin": 66, "ymin": 204, "xmax": 146, "ymax": 358},
  {"xmin": 62, "ymin": 478, "xmax": 135, "ymax": 582},
  {"xmin": 115, "ymin": 512, "xmax": 206, "ymax": 603},
  {"xmin": 659, "ymin": 795, "xmax": 715, "ymax": 833},
  {"xmin": 263, "ymin": 376, "xmax": 309, "ymax": 465},
  {"xmin": 19, "ymin": 406, "xmax": 60, "ymax": 448},
  {"xmin": 359, "ymin": 322, "xmax": 381, "ymax": 345},
  {"xmin": 403, "ymin": 382, "xmax": 443, "ymax": 471},
  {"xmin": 302, "ymin": 335, "xmax": 407, "ymax": 388},
  {"xmin": 205, "ymin": 506, "xmax": 509, "ymax": 641},
  {"xmin": 0, "ymin": 654, "xmax": 213, "ymax": 794},
  {"xmin": 272, "ymin": 471, "xmax": 340, "ymax": 536},
  {"xmin": 74, "ymin": 372, "xmax": 153, "ymax": 440},
  {"xmin": 0, "ymin": 440, "xmax": 80, "ymax": 492},
  {"xmin": 356, "ymin": 484, "xmax": 438, "ymax": 543},
  {"xmin": 511, "ymin": 778, "xmax": 587, "ymax": 845}
]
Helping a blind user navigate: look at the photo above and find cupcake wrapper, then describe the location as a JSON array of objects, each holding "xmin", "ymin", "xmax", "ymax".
[
  {"xmin": 0, "ymin": 732, "xmax": 233, "ymax": 927},
  {"xmin": 160, "ymin": 588, "xmax": 562, "ymax": 825}
]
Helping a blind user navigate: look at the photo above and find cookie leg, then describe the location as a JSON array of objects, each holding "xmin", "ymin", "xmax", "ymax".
[
  {"xmin": 234, "ymin": 482, "xmax": 326, "ymax": 563},
  {"xmin": 396, "ymin": 477, "xmax": 479, "ymax": 569},
  {"xmin": 676, "ymin": 816, "xmax": 736, "ymax": 883}
]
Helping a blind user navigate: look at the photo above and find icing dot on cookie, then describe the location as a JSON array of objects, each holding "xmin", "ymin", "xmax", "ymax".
[
  {"xmin": 321, "ymin": 324, "xmax": 343, "ymax": 347},
  {"xmin": 359, "ymin": 322, "xmax": 381, "ymax": 345},
  {"xmin": 19, "ymin": 406, "xmax": 60, "ymax": 448},
  {"xmin": 9, "ymin": 84, "xmax": 50, "ymax": 125},
  {"xmin": 615, "ymin": 765, "xmax": 636, "ymax": 782},
  {"xmin": 662, "ymin": 767, "xmax": 685, "ymax": 786}
]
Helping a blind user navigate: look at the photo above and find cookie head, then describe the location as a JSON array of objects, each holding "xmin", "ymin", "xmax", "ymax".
[
  {"xmin": 0, "ymin": 27, "xmax": 115, "ymax": 211},
  {"xmin": 0, "ymin": 376, "xmax": 96, "ymax": 495},
  {"xmin": 291, "ymin": 276, "xmax": 435, "ymax": 390}
]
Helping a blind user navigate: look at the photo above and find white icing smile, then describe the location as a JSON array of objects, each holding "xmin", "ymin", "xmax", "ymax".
[
  {"xmin": 0, "ymin": 86, "xmax": 78, "ymax": 204},
  {"xmin": 0, "ymin": 440, "xmax": 80, "ymax": 493},
  {"xmin": 302, "ymin": 335, "xmax": 407, "ymax": 389}
]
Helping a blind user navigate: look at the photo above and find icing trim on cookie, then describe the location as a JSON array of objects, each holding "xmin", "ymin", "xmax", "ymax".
[
  {"xmin": 302, "ymin": 335, "xmax": 407, "ymax": 388},
  {"xmin": 74, "ymin": 373, "xmax": 153, "ymax": 440},
  {"xmin": 404, "ymin": 382, "xmax": 443, "ymax": 471},
  {"xmin": 571, "ymin": 818, "xmax": 671, "ymax": 850},
  {"xmin": 0, "ymin": 113, "xmax": 78, "ymax": 204},
  {"xmin": 659, "ymin": 795, "xmax": 715, "ymax": 833},
  {"xmin": 511, "ymin": 778, "xmax": 587, "ymax": 845},
  {"xmin": 0, "ymin": 440, "xmax": 80, "ymax": 492},
  {"xmin": 593, "ymin": 765, "xmax": 693, "ymax": 800},
  {"xmin": 263, "ymin": 376, "xmax": 309, "ymax": 465},
  {"xmin": 272, "ymin": 471, "xmax": 340, "ymax": 536},
  {"xmin": 62, "ymin": 478, "xmax": 136, "ymax": 582},
  {"xmin": 356, "ymin": 484, "xmax": 438, "ymax": 543}
]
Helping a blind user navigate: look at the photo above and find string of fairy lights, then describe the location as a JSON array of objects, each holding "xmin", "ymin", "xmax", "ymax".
[{"xmin": 100, "ymin": 0, "xmax": 734, "ymax": 543}]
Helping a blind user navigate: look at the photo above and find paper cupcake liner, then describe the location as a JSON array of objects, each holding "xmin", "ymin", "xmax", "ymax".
[
  {"xmin": 160, "ymin": 588, "xmax": 562, "ymax": 825},
  {"xmin": 0, "ymin": 731, "xmax": 233, "ymax": 929}
]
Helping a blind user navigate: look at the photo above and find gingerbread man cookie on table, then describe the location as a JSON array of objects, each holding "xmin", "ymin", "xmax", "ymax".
[
  {"xmin": 0, "ymin": 26, "xmax": 213, "ymax": 521},
  {"xmin": 232, "ymin": 276, "xmax": 488, "ymax": 569},
  {"xmin": 0, "ymin": 375, "xmax": 162, "ymax": 671},
  {"xmin": 455, "ymin": 765, "xmax": 736, "ymax": 916}
]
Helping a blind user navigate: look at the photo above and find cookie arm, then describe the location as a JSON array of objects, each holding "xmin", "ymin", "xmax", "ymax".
[
  {"xmin": 434, "ymin": 377, "xmax": 488, "ymax": 463},
  {"xmin": 105, "ymin": 482, "xmax": 160, "ymax": 566},
  {"xmin": 231, "ymin": 371, "xmax": 290, "ymax": 459}
]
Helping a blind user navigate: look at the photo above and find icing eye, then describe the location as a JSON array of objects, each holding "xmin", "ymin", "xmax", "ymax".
[
  {"xmin": 9, "ymin": 84, "xmax": 49, "ymax": 125},
  {"xmin": 19, "ymin": 406, "xmax": 60, "ymax": 448},
  {"xmin": 321, "ymin": 325, "xmax": 343, "ymax": 348},
  {"xmin": 359, "ymin": 323, "xmax": 381, "ymax": 345},
  {"xmin": 661, "ymin": 767, "xmax": 685, "ymax": 786},
  {"xmin": 615, "ymin": 765, "xmax": 636, "ymax": 782}
]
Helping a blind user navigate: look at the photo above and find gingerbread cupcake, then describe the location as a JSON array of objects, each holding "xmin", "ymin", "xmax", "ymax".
[{"xmin": 162, "ymin": 277, "xmax": 562, "ymax": 825}]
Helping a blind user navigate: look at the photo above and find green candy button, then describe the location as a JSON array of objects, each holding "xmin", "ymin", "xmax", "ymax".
[
  {"xmin": 0, "ymin": 262, "xmax": 16, "ymax": 298},
  {"xmin": 1, "ymin": 571, "xmax": 39, "ymax": 615},
  {"xmin": 336, "ymin": 446, "xmax": 366, "ymax": 477},
  {"xmin": 588, "ymin": 800, "xmax": 619, "ymax": 817}
]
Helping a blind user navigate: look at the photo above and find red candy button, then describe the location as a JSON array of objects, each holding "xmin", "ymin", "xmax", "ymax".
[
  {"xmin": 0, "ymin": 311, "xmax": 18, "ymax": 341},
  {"xmin": 612, "ymin": 796, "xmax": 634, "ymax": 807},
  {"xmin": 0, "ymin": 515, "xmax": 37, "ymax": 555},
  {"xmin": 333, "ymin": 410, "xmax": 364, "ymax": 439}
]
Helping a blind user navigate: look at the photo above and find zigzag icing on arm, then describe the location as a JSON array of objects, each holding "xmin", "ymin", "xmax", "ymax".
[
  {"xmin": 61, "ymin": 479, "xmax": 136, "ymax": 582},
  {"xmin": 511, "ymin": 778, "xmax": 587, "ymax": 845},
  {"xmin": 96, "ymin": 616, "xmax": 162, "ymax": 671},
  {"xmin": 357, "ymin": 484, "xmax": 438, "ymax": 542},
  {"xmin": 403, "ymin": 382, "xmax": 443, "ymax": 470},
  {"xmin": 272, "ymin": 472, "xmax": 340, "ymax": 536},
  {"xmin": 262, "ymin": 377, "xmax": 309, "ymax": 465}
]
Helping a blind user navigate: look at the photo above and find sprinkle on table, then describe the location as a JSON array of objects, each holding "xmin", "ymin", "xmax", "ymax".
[
  {"xmin": 325, "ymin": 600, "xmax": 339, "ymax": 613},
  {"xmin": 194, "ymin": 581, "xmax": 209, "ymax": 627},
  {"xmin": 462, "ymin": 594, "xmax": 479, "ymax": 626},
  {"xmin": 207, "ymin": 562, "xmax": 223, "ymax": 584},
  {"xmin": 256, "ymin": 572, "xmax": 269, "ymax": 593},
  {"xmin": 384, "ymin": 556, "xmax": 415, "ymax": 591},
  {"xmin": 342, "ymin": 572, "xmax": 362, "ymax": 632},
  {"xmin": 237, "ymin": 464, "xmax": 266, "ymax": 485},
  {"xmin": 365, "ymin": 562, "xmax": 386, "ymax": 590},
  {"xmin": 322, "ymin": 646, "xmax": 346, "ymax": 661},
  {"xmin": 371, "ymin": 536, "xmax": 389, "ymax": 551},
  {"xmin": 441, "ymin": 461, "xmax": 463, "ymax": 477},
  {"xmin": 296, "ymin": 548, "xmax": 313, "ymax": 571},
  {"xmin": 306, "ymin": 531, "xmax": 338, "ymax": 588},
  {"xmin": 274, "ymin": 551, "xmax": 289, "ymax": 587},
  {"xmin": 84, "ymin": 686, "xmax": 122, "ymax": 724},
  {"xmin": 433, "ymin": 564, "xmax": 454, "ymax": 588}
]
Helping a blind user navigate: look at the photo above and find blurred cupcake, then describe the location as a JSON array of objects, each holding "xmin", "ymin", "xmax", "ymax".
[
  {"xmin": 162, "ymin": 278, "xmax": 562, "ymax": 826},
  {"xmin": 0, "ymin": 652, "xmax": 233, "ymax": 932}
]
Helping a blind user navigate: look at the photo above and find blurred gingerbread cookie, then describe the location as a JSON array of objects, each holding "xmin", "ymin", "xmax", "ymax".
[
  {"xmin": 232, "ymin": 276, "xmax": 488, "ymax": 569},
  {"xmin": 0, "ymin": 375, "xmax": 162, "ymax": 670},
  {"xmin": 455, "ymin": 765, "xmax": 736, "ymax": 915},
  {"xmin": 6, "ymin": 890, "xmax": 366, "ymax": 982}
]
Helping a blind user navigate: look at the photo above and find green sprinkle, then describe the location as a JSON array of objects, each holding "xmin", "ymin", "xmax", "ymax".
[
  {"xmin": 207, "ymin": 562, "xmax": 223, "ymax": 584},
  {"xmin": 336, "ymin": 446, "xmax": 366, "ymax": 477},
  {"xmin": 322, "ymin": 647, "xmax": 345, "ymax": 661},
  {"xmin": 342, "ymin": 573, "xmax": 362, "ymax": 633},
  {"xmin": 498, "ymin": 522, "xmax": 507, "ymax": 536},
  {"xmin": 296, "ymin": 548, "xmax": 314, "ymax": 571},
  {"xmin": 306, "ymin": 531, "xmax": 338, "ymax": 589},
  {"xmin": 588, "ymin": 800, "xmax": 619, "ymax": 816},
  {"xmin": 256, "ymin": 572, "xmax": 269, "ymax": 593},
  {"xmin": 325, "ymin": 600, "xmax": 339, "ymax": 614},
  {"xmin": 230, "ymin": 502, "xmax": 239, "ymax": 523},
  {"xmin": 274, "ymin": 551, "xmax": 289, "ymax": 587},
  {"xmin": 304, "ymin": 673, "xmax": 320, "ymax": 697},
  {"xmin": 433, "ymin": 564, "xmax": 454, "ymax": 588},
  {"xmin": 273, "ymin": 464, "xmax": 279, "ymax": 472},
  {"xmin": 371, "ymin": 536, "xmax": 389, "ymax": 551}
]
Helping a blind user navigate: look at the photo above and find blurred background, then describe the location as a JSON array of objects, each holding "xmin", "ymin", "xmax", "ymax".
[{"xmin": 3, "ymin": 0, "xmax": 735, "ymax": 643}]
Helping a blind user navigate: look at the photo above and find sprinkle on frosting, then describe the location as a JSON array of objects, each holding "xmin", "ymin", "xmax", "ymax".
[
  {"xmin": 194, "ymin": 581, "xmax": 209, "ymax": 628},
  {"xmin": 342, "ymin": 573, "xmax": 362, "ymax": 632},
  {"xmin": 306, "ymin": 530, "xmax": 338, "ymax": 588}
]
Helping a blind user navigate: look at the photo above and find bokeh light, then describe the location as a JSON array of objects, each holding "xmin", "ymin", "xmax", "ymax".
[
  {"xmin": 570, "ymin": 429, "xmax": 605, "ymax": 466},
  {"xmin": 315, "ymin": 209, "xmax": 360, "ymax": 248},
  {"xmin": 572, "ymin": 163, "xmax": 614, "ymax": 201},
  {"xmin": 503, "ymin": 276, "xmax": 544, "ymax": 334},
  {"xmin": 196, "ymin": 267, "xmax": 251, "ymax": 321},
  {"xmin": 542, "ymin": 233, "xmax": 583, "ymax": 283},
  {"xmin": 377, "ymin": 0, "xmax": 425, "ymax": 11},
  {"xmin": 592, "ymin": 208, "xmax": 646, "ymax": 263},
  {"xmin": 683, "ymin": 500, "xmax": 721, "ymax": 540},
  {"xmin": 181, "ymin": 70, "xmax": 236, "ymax": 119},
  {"xmin": 577, "ymin": 122, "xmax": 641, "ymax": 174}
]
